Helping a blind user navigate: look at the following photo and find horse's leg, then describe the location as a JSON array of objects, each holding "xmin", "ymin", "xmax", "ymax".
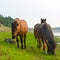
[
  {"xmin": 42, "ymin": 39, "xmax": 46, "ymax": 52},
  {"xmin": 47, "ymin": 45, "xmax": 51, "ymax": 54},
  {"xmin": 45, "ymin": 40, "xmax": 50, "ymax": 54},
  {"xmin": 37, "ymin": 38, "xmax": 41, "ymax": 49},
  {"xmin": 20, "ymin": 36, "xmax": 23, "ymax": 49},
  {"xmin": 16, "ymin": 37, "xmax": 19, "ymax": 48},
  {"xmin": 43, "ymin": 41, "xmax": 46, "ymax": 51},
  {"xmin": 37, "ymin": 40, "xmax": 39, "ymax": 48},
  {"xmin": 24, "ymin": 34, "xmax": 26, "ymax": 48},
  {"xmin": 47, "ymin": 47, "xmax": 50, "ymax": 54}
]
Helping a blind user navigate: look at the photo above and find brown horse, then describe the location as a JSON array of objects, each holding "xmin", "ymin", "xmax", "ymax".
[
  {"xmin": 11, "ymin": 18, "xmax": 28, "ymax": 49},
  {"xmin": 34, "ymin": 18, "xmax": 46, "ymax": 48},
  {"xmin": 34, "ymin": 23, "xmax": 41, "ymax": 48},
  {"xmin": 34, "ymin": 19, "xmax": 56, "ymax": 55}
]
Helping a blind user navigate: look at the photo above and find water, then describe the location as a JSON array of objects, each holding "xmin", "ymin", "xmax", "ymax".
[
  {"xmin": 54, "ymin": 32, "xmax": 60, "ymax": 36},
  {"xmin": 53, "ymin": 30, "xmax": 60, "ymax": 45},
  {"xmin": 53, "ymin": 30, "xmax": 60, "ymax": 36}
]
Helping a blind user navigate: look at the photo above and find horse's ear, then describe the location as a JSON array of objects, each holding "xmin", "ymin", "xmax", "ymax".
[
  {"xmin": 45, "ymin": 19, "xmax": 46, "ymax": 21},
  {"xmin": 41, "ymin": 18, "xmax": 42, "ymax": 20}
]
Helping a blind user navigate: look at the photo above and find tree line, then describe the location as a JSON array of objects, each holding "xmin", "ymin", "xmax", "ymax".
[{"xmin": 0, "ymin": 14, "xmax": 14, "ymax": 27}]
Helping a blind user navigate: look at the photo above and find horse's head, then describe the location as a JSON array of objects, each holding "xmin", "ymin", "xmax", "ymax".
[
  {"xmin": 47, "ymin": 39, "xmax": 56, "ymax": 55},
  {"xmin": 41, "ymin": 18, "xmax": 46, "ymax": 24},
  {"xmin": 11, "ymin": 21, "xmax": 19, "ymax": 39}
]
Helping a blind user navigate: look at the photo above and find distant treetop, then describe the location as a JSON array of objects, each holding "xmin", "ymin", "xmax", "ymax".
[{"xmin": 0, "ymin": 14, "xmax": 14, "ymax": 27}]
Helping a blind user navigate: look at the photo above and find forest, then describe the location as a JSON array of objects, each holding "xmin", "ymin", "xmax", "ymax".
[{"xmin": 0, "ymin": 14, "xmax": 14, "ymax": 27}]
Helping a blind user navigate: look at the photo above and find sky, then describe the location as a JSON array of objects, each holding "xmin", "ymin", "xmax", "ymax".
[{"xmin": 0, "ymin": 0, "xmax": 60, "ymax": 28}]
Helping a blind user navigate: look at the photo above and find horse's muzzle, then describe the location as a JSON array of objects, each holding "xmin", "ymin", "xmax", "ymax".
[{"xmin": 12, "ymin": 36, "xmax": 15, "ymax": 39}]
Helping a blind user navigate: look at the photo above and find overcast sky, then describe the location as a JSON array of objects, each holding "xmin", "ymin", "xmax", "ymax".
[{"xmin": 0, "ymin": 0, "xmax": 60, "ymax": 28}]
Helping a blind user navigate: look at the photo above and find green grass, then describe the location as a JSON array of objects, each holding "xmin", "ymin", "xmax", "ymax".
[{"xmin": 0, "ymin": 32, "xmax": 60, "ymax": 60}]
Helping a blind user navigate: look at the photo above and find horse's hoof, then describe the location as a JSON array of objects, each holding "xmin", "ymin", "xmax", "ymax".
[
  {"xmin": 37, "ymin": 45, "xmax": 41, "ymax": 49},
  {"xmin": 24, "ymin": 46, "xmax": 26, "ymax": 49},
  {"xmin": 17, "ymin": 46, "xmax": 19, "ymax": 48},
  {"xmin": 21, "ymin": 46, "xmax": 24, "ymax": 49},
  {"xmin": 21, "ymin": 48, "xmax": 23, "ymax": 49}
]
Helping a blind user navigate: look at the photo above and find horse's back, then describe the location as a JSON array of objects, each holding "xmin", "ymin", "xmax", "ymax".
[
  {"xmin": 20, "ymin": 20, "xmax": 28, "ymax": 33},
  {"xmin": 34, "ymin": 24, "xmax": 40, "ymax": 32},
  {"xmin": 39, "ymin": 23, "xmax": 54, "ymax": 40},
  {"xmin": 34, "ymin": 24, "xmax": 40, "ymax": 38},
  {"xmin": 15, "ymin": 18, "xmax": 28, "ymax": 35}
]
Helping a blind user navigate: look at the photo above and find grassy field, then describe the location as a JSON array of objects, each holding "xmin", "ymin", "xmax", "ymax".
[{"xmin": 0, "ymin": 32, "xmax": 60, "ymax": 60}]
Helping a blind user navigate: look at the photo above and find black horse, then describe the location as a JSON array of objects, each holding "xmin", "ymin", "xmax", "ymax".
[{"xmin": 34, "ymin": 19, "xmax": 56, "ymax": 55}]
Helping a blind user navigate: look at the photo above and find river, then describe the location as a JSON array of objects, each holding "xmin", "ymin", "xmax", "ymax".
[
  {"xmin": 53, "ymin": 30, "xmax": 60, "ymax": 36},
  {"xmin": 54, "ymin": 32, "xmax": 60, "ymax": 36}
]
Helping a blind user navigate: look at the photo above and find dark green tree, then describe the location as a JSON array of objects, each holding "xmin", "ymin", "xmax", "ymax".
[{"xmin": 0, "ymin": 14, "xmax": 14, "ymax": 27}]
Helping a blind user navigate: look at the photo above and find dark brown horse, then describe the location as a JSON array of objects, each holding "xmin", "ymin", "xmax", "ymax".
[
  {"xmin": 34, "ymin": 19, "xmax": 56, "ymax": 55},
  {"xmin": 34, "ymin": 18, "xmax": 46, "ymax": 48},
  {"xmin": 34, "ymin": 23, "xmax": 41, "ymax": 48},
  {"xmin": 11, "ymin": 18, "xmax": 28, "ymax": 49}
]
